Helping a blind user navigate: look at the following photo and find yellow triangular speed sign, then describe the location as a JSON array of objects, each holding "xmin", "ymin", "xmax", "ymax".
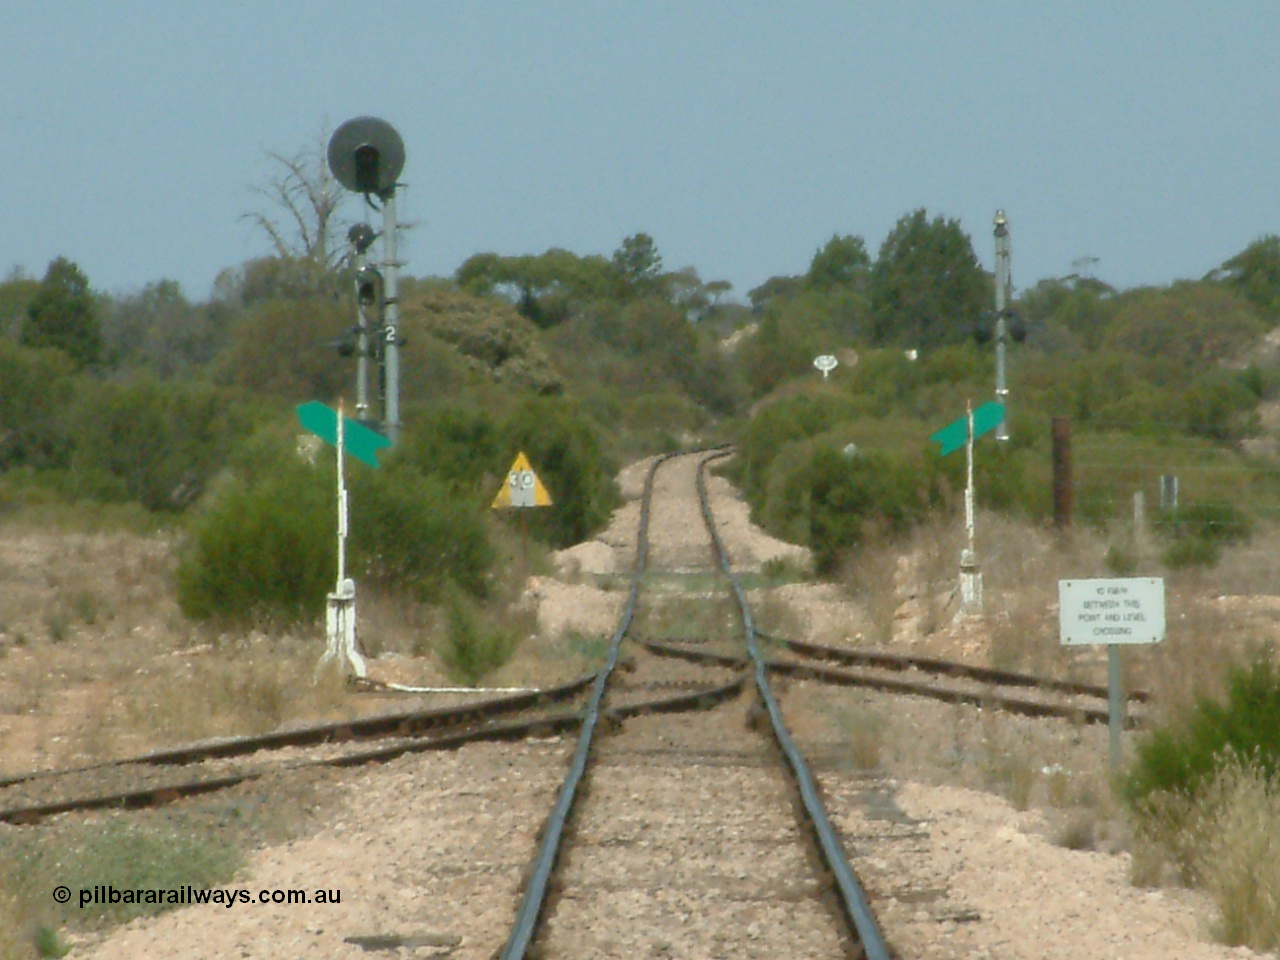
[{"xmin": 492, "ymin": 451, "xmax": 553, "ymax": 509}]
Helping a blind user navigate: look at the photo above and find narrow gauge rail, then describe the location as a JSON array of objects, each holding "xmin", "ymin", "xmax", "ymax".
[
  {"xmin": 763, "ymin": 634, "xmax": 1151, "ymax": 704},
  {"xmin": 0, "ymin": 680, "xmax": 743, "ymax": 825},
  {"xmin": 640, "ymin": 637, "xmax": 1145, "ymax": 728},
  {"xmin": 497, "ymin": 450, "xmax": 891, "ymax": 960},
  {"xmin": 0, "ymin": 609, "xmax": 752, "ymax": 823},
  {"xmin": 0, "ymin": 678, "xmax": 597, "ymax": 791},
  {"xmin": 652, "ymin": 632, "xmax": 1150, "ymax": 705}
]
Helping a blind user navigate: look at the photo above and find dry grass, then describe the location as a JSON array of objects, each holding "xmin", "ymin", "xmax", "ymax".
[
  {"xmin": 1130, "ymin": 759, "xmax": 1280, "ymax": 951},
  {"xmin": 114, "ymin": 637, "xmax": 353, "ymax": 745},
  {"xmin": 634, "ymin": 589, "xmax": 737, "ymax": 642},
  {"xmin": 0, "ymin": 772, "xmax": 333, "ymax": 960},
  {"xmin": 830, "ymin": 700, "xmax": 888, "ymax": 771},
  {"xmin": 746, "ymin": 587, "xmax": 804, "ymax": 638},
  {"xmin": 353, "ymin": 588, "xmax": 437, "ymax": 659},
  {"xmin": 1127, "ymin": 597, "xmax": 1248, "ymax": 727},
  {"xmin": 1199, "ymin": 523, "xmax": 1280, "ymax": 596},
  {"xmin": 977, "ymin": 709, "xmax": 1039, "ymax": 811},
  {"xmin": 1191, "ymin": 762, "xmax": 1280, "ymax": 950}
]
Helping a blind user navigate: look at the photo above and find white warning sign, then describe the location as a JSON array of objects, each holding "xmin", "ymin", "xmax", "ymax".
[
  {"xmin": 491, "ymin": 451, "xmax": 552, "ymax": 509},
  {"xmin": 1059, "ymin": 577, "xmax": 1165, "ymax": 646}
]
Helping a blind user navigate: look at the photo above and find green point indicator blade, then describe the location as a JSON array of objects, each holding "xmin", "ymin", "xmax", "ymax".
[
  {"xmin": 929, "ymin": 402, "xmax": 1006, "ymax": 456},
  {"xmin": 296, "ymin": 401, "xmax": 393, "ymax": 468}
]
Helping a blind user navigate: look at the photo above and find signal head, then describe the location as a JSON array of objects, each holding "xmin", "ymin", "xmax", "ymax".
[
  {"xmin": 355, "ymin": 266, "xmax": 383, "ymax": 308},
  {"xmin": 328, "ymin": 117, "xmax": 405, "ymax": 196},
  {"xmin": 347, "ymin": 223, "xmax": 376, "ymax": 254}
]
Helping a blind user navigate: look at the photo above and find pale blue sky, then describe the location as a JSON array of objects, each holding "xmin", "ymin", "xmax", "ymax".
[{"xmin": 4, "ymin": 2, "xmax": 1278, "ymax": 302}]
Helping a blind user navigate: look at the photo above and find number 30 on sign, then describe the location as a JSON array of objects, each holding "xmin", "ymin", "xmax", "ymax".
[{"xmin": 491, "ymin": 451, "xmax": 553, "ymax": 509}]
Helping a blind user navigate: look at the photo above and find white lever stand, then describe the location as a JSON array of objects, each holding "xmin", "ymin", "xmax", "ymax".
[{"xmin": 320, "ymin": 578, "xmax": 366, "ymax": 680}]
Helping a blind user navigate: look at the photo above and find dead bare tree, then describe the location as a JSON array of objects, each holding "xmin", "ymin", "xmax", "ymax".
[{"xmin": 243, "ymin": 129, "xmax": 348, "ymax": 268}]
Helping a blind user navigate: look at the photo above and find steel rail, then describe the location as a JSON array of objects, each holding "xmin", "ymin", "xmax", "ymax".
[
  {"xmin": 763, "ymin": 633, "xmax": 1151, "ymax": 704},
  {"xmin": 696, "ymin": 451, "xmax": 893, "ymax": 960},
  {"xmin": 640, "ymin": 638, "xmax": 1138, "ymax": 728},
  {"xmin": 496, "ymin": 449, "xmax": 718, "ymax": 960},
  {"xmin": 0, "ymin": 679, "xmax": 744, "ymax": 826},
  {"xmin": 0, "ymin": 674, "xmax": 597, "ymax": 791}
]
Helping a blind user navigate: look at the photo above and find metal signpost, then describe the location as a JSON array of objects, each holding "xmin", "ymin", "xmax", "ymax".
[
  {"xmin": 930, "ymin": 402, "xmax": 1005, "ymax": 618},
  {"xmin": 297, "ymin": 400, "xmax": 394, "ymax": 678},
  {"xmin": 328, "ymin": 117, "xmax": 407, "ymax": 443},
  {"xmin": 1059, "ymin": 577, "xmax": 1166, "ymax": 770},
  {"xmin": 492, "ymin": 452, "xmax": 553, "ymax": 575},
  {"xmin": 993, "ymin": 210, "xmax": 1013, "ymax": 441}
]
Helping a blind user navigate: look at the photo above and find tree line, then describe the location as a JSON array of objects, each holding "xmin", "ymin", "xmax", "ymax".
[{"xmin": 5, "ymin": 167, "xmax": 1280, "ymax": 611}]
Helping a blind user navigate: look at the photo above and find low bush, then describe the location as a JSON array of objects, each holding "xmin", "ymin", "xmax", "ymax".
[
  {"xmin": 436, "ymin": 588, "xmax": 521, "ymax": 686},
  {"xmin": 1156, "ymin": 501, "xmax": 1252, "ymax": 547},
  {"xmin": 66, "ymin": 378, "xmax": 248, "ymax": 512},
  {"xmin": 349, "ymin": 462, "xmax": 495, "ymax": 602},
  {"xmin": 178, "ymin": 444, "xmax": 496, "ymax": 627},
  {"xmin": 1163, "ymin": 536, "xmax": 1222, "ymax": 570},
  {"xmin": 176, "ymin": 458, "xmax": 332, "ymax": 626},
  {"xmin": 1123, "ymin": 653, "xmax": 1280, "ymax": 813}
]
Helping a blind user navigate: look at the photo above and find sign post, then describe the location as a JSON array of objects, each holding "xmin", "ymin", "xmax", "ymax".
[
  {"xmin": 930, "ymin": 402, "xmax": 1005, "ymax": 617},
  {"xmin": 1059, "ymin": 577, "xmax": 1165, "ymax": 770},
  {"xmin": 322, "ymin": 401, "xmax": 365, "ymax": 679},
  {"xmin": 491, "ymin": 452, "xmax": 553, "ymax": 575},
  {"xmin": 298, "ymin": 400, "xmax": 392, "ymax": 679}
]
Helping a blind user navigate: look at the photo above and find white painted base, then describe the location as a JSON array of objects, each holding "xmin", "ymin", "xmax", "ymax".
[{"xmin": 320, "ymin": 578, "xmax": 366, "ymax": 679}]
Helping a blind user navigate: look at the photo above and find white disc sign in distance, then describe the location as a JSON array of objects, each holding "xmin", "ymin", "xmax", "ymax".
[{"xmin": 813, "ymin": 354, "xmax": 839, "ymax": 379}]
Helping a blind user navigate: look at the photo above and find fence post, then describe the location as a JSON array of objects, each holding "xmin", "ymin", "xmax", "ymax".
[{"xmin": 1052, "ymin": 416, "xmax": 1073, "ymax": 529}]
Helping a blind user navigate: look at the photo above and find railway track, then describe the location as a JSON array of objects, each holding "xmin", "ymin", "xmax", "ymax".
[
  {"xmin": 1, "ymin": 619, "xmax": 1143, "ymax": 827},
  {"xmin": 496, "ymin": 449, "xmax": 893, "ymax": 960},
  {"xmin": 0, "ymin": 640, "xmax": 744, "ymax": 824},
  {"xmin": 640, "ymin": 634, "xmax": 1147, "ymax": 728}
]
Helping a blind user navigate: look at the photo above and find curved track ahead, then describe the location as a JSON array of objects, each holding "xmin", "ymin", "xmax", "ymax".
[{"xmin": 497, "ymin": 449, "xmax": 892, "ymax": 960}]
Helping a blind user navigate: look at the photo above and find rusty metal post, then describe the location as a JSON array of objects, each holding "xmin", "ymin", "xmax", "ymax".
[{"xmin": 1052, "ymin": 416, "xmax": 1073, "ymax": 528}]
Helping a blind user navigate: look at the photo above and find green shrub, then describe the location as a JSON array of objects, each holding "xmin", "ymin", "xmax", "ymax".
[
  {"xmin": 437, "ymin": 589, "xmax": 520, "ymax": 686},
  {"xmin": 396, "ymin": 405, "xmax": 503, "ymax": 492},
  {"xmin": 806, "ymin": 446, "xmax": 935, "ymax": 573},
  {"xmin": 1155, "ymin": 501, "xmax": 1252, "ymax": 570},
  {"xmin": 0, "ymin": 340, "xmax": 76, "ymax": 472},
  {"xmin": 176, "ymin": 459, "xmax": 332, "ymax": 626},
  {"xmin": 1123, "ymin": 654, "xmax": 1280, "ymax": 814},
  {"xmin": 753, "ymin": 441, "xmax": 941, "ymax": 575},
  {"xmin": 67, "ymin": 378, "xmax": 247, "ymax": 512},
  {"xmin": 1105, "ymin": 544, "xmax": 1139, "ymax": 576},
  {"xmin": 178, "ymin": 443, "xmax": 497, "ymax": 626},
  {"xmin": 349, "ymin": 462, "xmax": 495, "ymax": 602},
  {"xmin": 33, "ymin": 925, "xmax": 70, "ymax": 958},
  {"xmin": 1156, "ymin": 501, "xmax": 1252, "ymax": 546},
  {"xmin": 1163, "ymin": 536, "xmax": 1221, "ymax": 570},
  {"xmin": 732, "ymin": 390, "xmax": 858, "ymax": 508}
]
